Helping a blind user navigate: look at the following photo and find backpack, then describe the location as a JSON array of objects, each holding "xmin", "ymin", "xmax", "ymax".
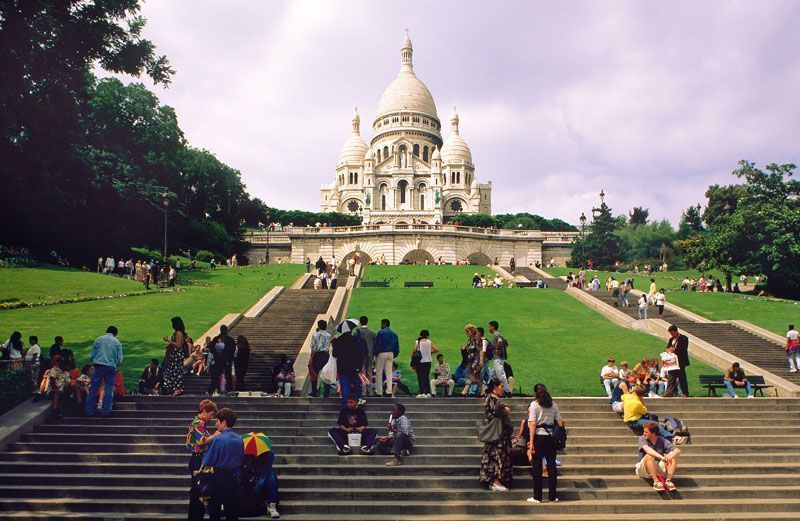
[
  {"xmin": 544, "ymin": 424, "xmax": 567, "ymax": 451},
  {"xmin": 661, "ymin": 416, "xmax": 691, "ymax": 444}
]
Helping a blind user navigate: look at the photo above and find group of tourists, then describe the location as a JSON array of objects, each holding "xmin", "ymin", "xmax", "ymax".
[
  {"xmin": 471, "ymin": 272, "xmax": 510, "ymax": 288},
  {"xmin": 309, "ymin": 256, "xmax": 341, "ymax": 289},
  {"xmin": 96, "ymin": 256, "xmax": 181, "ymax": 288}
]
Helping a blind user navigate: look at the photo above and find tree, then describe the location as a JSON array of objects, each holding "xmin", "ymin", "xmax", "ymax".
[
  {"xmin": 571, "ymin": 201, "xmax": 624, "ymax": 269},
  {"xmin": 677, "ymin": 204, "xmax": 704, "ymax": 239},
  {"xmin": 691, "ymin": 161, "xmax": 800, "ymax": 296},
  {"xmin": 616, "ymin": 220, "xmax": 676, "ymax": 263},
  {"xmin": 629, "ymin": 206, "xmax": 649, "ymax": 226}
]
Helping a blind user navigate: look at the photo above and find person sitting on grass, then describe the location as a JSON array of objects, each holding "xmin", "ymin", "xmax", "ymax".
[
  {"xmin": 139, "ymin": 358, "xmax": 163, "ymax": 395},
  {"xmin": 724, "ymin": 362, "xmax": 754, "ymax": 398},
  {"xmin": 327, "ymin": 395, "xmax": 378, "ymax": 455},
  {"xmin": 621, "ymin": 385, "xmax": 687, "ymax": 444},
  {"xmin": 600, "ymin": 357, "xmax": 620, "ymax": 397},
  {"xmin": 635, "ymin": 420, "xmax": 681, "ymax": 492},
  {"xmin": 391, "ymin": 362, "xmax": 414, "ymax": 397},
  {"xmin": 377, "ymin": 403, "xmax": 415, "ymax": 466},
  {"xmin": 430, "ymin": 354, "xmax": 455, "ymax": 397}
]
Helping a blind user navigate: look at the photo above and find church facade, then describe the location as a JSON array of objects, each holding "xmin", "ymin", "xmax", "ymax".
[{"xmin": 320, "ymin": 34, "xmax": 492, "ymax": 224}]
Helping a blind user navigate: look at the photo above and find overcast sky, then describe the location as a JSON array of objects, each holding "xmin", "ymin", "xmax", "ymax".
[{"xmin": 120, "ymin": 0, "xmax": 800, "ymax": 226}]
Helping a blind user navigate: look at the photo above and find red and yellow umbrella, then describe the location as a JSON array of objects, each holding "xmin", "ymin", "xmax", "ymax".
[{"xmin": 241, "ymin": 432, "xmax": 272, "ymax": 456}]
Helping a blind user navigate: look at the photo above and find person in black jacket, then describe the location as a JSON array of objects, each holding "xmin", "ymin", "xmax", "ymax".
[
  {"xmin": 234, "ymin": 335, "xmax": 250, "ymax": 392},
  {"xmin": 667, "ymin": 325, "xmax": 690, "ymax": 397},
  {"xmin": 332, "ymin": 325, "xmax": 364, "ymax": 406}
]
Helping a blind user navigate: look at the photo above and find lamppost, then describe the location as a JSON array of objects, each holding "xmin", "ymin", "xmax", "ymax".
[
  {"xmin": 162, "ymin": 192, "xmax": 170, "ymax": 263},
  {"xmin": 579, "ymin": 212, "xmax": 587, "ymax": 266},
  {"xmin": 722, "ymin": 200, "xmax": 735, "ymax": 290},
  {"xmin": 265, "ymin": 212, "xmax": 270, "ymax": 266}
]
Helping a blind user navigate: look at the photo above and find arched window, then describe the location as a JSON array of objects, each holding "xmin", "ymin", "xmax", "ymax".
[
  {"xmin": 348, "ymin": 172, "xmax": 352, "ymax": 184},
  {"xmin": 420, "ymin": 194, "xmax": 425, "ymax": 210},
  {"xmin": 413, "ymin": 144, "xmax": 419, "ymax": 157},
  {"xmin": 423, "ymin": 146, "xmax": 429, "ymax": 162},
  {"xmin": 451, "ymin": 172, "xmax": 456, "ymax": 184},
  {"xmin": 457, "ymin": 172, "xmax": 461, "ymax": 184},
  {"xmin": 398, "ymin": 180, "xmax": 408, "ymax": 204},
  {"xmin": 376, "ymin": 149, "xmax": 381, "ymax": 162},
  {"xmin": 381, "ymin": 194, "xmax": 386, "ymax": 210},
  {"xmin": 383, "ymin": 146, "xmax": 389, "ymax": 160}
]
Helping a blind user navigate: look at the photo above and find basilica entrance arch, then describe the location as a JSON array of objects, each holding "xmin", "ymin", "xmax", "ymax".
[
  {"xmin": 340, "ymin": 250, "xmax": 373, "ymax": 267},
  {"xmin": 401, "ymin": 249, "xmax": 434, "ymax": 265},
  {"xmin": 466, "ymin": 252, "xmax": 492, "ymax": 265}
]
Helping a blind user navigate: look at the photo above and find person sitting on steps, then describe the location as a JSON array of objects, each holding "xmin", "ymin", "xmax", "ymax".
[
  {"xmin": 430, "ymin": 354, "xmax": 455, "ymax": 397},
  {"xmin": 635, "ymin": 420, "xmax": 682, "ymax": 491},
  {"xmin": 328, "ymin": 395, "xmax": 378, "ymax": 455},
  {"xmin": 600, "ymin": 357, "xmax": 620, "ymax": 397},
  {"xmin": 622, "ymin": 385, "xmax": 687, "ymax": 444},
  {"xmin": 377, "ymin": 403, "xmax": 415, "ymax": 466}
]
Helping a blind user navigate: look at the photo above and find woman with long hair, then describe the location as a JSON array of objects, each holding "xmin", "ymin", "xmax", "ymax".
[
  {"xmin": 234, "ymin": 335, "xmax": 251, "ymax": 392},
  {"xmin": 479, "ymin": 379, "xmax": 513, "ymax": 491},
  {"xmin": 3, "ymin": 331, "xmax": 23, "ymax": 360},
  {"xmin": 459, "ymin": 324, "xmax": 482, "ymax": 397},
  {"xmin": 412, "ymin": 330, "xmax": 439, "ymax": 398},
  {"xmin": 162, "ymin": 316, "xmax": 187, "ymax": 396},
  {"xmin": 527, "ymin": 384, "xmax": 564, "ymax": 503}
]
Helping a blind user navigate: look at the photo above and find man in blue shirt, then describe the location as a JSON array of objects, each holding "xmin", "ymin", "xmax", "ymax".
[
  {"xmin": 85, "ymin": 326, "xmax": 123, "ymax": 418},
  {"xmin": 202, "ymin": 407, "xmax": 244, "ymax": 521},
  {"xmin": 373, "ymin": 319, "xmax": 399, "ymax": 398}
]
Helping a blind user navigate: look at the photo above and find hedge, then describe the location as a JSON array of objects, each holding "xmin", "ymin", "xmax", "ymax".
[{"xmin": 0, "ymin": 369, "xmax": 33, "ymax": 416}]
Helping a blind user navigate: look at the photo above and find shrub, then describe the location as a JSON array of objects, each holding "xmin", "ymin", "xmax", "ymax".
[
  {"xmin": 195, "ymin": 250, "xmax": 215, "ymax": 263},
  {"xmin": 0, "ymin": 369, "xmax": 33, "ymax": 416}
]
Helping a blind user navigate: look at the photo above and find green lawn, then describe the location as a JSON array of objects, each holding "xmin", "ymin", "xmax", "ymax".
[
  {"xmin": 348, "ymin": 285, "xmax": 717, "ymax": 396},
  {"xmin": 0, "ymin": 264, "xmax": 143, "ymax": 303},
  {"xmin": 360, "ymin": 265, "xmax": 498, "ymax": 288},
  {"xmin": 667, "ymin": 292, "xmax": 798, "ymax": 336},
  {"xmin": 0, "ymin": 264, "xmax": 304, "ymax": 384},
  {"xmin": 542, "ymin": 266, "xmax": 724, "ymax": 292}
]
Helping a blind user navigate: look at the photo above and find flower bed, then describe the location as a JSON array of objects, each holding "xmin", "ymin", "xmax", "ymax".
[{"xmin": 0, "ymin": 288, "xmax": 185, "ymax": 310}]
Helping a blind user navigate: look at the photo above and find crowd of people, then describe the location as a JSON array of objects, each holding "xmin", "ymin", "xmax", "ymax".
[
  {"xmin": 307, "ymin": 316, "xmax": 515, "ymax": 402},
  {"xmin": 95, "ymin": 256, "xmax": 182, "ymax": 288}
]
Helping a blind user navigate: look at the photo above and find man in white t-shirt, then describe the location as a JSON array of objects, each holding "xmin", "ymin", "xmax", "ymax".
[
  {"xmin": 25, "ymin": 336, "xmax": 41, "ymax": 362},
  {"xmin": 787, "ymin": 325, "xmax": 800, "ymax": 372},
  {"xmin": 600, "ymin": 358, "xmax": 620, "ymax": 397},
  {"xmin": 660, "ymin": 344, "xmax": 680, "ymax": 397}
]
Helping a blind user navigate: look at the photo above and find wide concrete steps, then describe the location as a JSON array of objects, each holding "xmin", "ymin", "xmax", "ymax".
[
  {"xmin": 1, "ymin": 397, "xmax": 798, "ymax": 519},
  {"xmin": 513, "ymin": 267, "xmax": 568, "ymax": 289}
]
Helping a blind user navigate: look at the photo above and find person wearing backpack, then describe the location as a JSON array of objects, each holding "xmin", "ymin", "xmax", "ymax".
[
  {"xmin": 488, "ymin": 321, "xmax": 511, "ymax": 397},
  {"xmin": 526, "ymin": 385, "xmax": 564, "ymax": 503}
]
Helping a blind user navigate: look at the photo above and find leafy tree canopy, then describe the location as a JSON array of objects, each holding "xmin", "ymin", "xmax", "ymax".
[{"xmin": 628, "ymin": 206, "xmax": 649, "ymax": 226}]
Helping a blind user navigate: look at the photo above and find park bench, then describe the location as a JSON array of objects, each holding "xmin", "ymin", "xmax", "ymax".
[
  {"xmin": 404, "ymin": 281, "xmax": 434, "ymax": 287},
  {"xmin": 360, "ymin": 280, "xmax": 389, "ymax": 287},
  {"xmin": 699, "ymin": 374, "xmax": 775, "ymax": 397}
]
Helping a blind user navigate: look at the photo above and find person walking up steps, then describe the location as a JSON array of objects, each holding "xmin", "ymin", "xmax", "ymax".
[
  {"xmin": 786, "ymin": 325, "xmax": 800, "ymax": 372},
  {"xmin": 374, "ymin": 319, "xmax": 399, "ymax": 397},
  {"xmin": 412, "ymin": 330, "xmax": 439, "ymax": 398},
  {"xmin": 488, "ymin": 321, "xmax": 511, "ymax": 397},
  {"xmin": 85, "ymin": 326, "xmax": 123, "ymax": 418}
]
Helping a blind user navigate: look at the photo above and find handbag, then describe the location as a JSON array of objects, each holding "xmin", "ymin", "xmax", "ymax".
[
  {"xmin": 319, "ymin": 356, "xmax": 337, "ymax": 385},
  {"xmin": 475, "ymin": 417, "xmax": 502, "ymax": 443},
  {"xmin": 191, "ymin": 464, "xmax": 215, "ymax": 498}
]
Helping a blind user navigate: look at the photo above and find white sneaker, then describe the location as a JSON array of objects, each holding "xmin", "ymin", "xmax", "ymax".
[
  {"xmin": 267, "ymin": 503, "xmax": 280, "ymax": 519},
  {"xmin": 490, "ymin": 482, "xmax": 508, "ymax": 491},
  {"xmin": 790, "ymin": 368, "xmax": 797, "ymax": 373},
  {"xmin": 732, "ymin": 395, "xmax": 738, "ymax": 399},
  {"xmin": 747, "ymin": 394, "xmax": 754, "ymax": 399},
  {"xmin": 526, "ymin": 497, "xmax": 541, "ymax": 503}
]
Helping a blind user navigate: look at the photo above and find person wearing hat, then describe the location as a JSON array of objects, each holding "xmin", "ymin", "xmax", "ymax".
[{"xmin": 332, "ymin": 319, "xmax": 365, "ymax": 407}]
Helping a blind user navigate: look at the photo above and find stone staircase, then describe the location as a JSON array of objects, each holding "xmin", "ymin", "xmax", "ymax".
[
  {"xmin": 0, "ymin": 396, "xmax": 798, "ymax": 519},
  {"xmin": 578, "ymin": 288, "xmax": 800, "ymax": 387},
  {"xmin": 510, "ymin": 267, "xmax": 568, "ymax": 290},
  {"xmin": 182, "ymin": 288, "xmax": 335, "ymax": 395}
]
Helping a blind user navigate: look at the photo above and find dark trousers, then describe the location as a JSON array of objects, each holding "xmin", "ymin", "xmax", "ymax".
[
  {"xmin": 676, "ymin": 368, "xmax": 689, "ymax": 396},
  {"xmin": 207, "ymin": 363, "xmax": 223, "ymax": 395},
  {"xmin": 665, "ymin": 370, "xmax": 681, "ymax": 396},
  {"xmin": 208, "ymin": 471, "xmax": 239, "ymax": 521},
  {"xmin": 339, "ymin": 374, "xmax": 360, "ymax": 407},
  {"xmin": 187, "ymin": 453, "xmax": 205, "ymax": 520},
  {"xmin": 416, "ymin": 362, "xmax": 431, "ymax": 394},
  {"xmin": 235, "ymin": 363, "xmax": 248, "ymax": 392},
  {"xmin": 328, "ymin": 427, "xmax": 378, "ymax": 450},
  {"xmin": 531, "ymin": 433, "xmax": 557, "ymax": 501},
  {"xmin": 376, "ymin": 432, "xmax": 413, "ymax": 457},
  {"xmin": 394, "ymin": 380, "xmax": 413, "ymax": 396}
]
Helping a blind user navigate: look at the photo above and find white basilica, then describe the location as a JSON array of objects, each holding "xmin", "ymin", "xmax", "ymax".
[{"xmin": 320, "ymin": 33, "xmax": 492, "ymax": 224}]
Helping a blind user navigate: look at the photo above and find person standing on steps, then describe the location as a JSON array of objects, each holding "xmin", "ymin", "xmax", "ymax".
[
  {"xmin": 666, "ymin": 325, "xmax": 690, "ymax": 397},
  {"xmin": 648, "ymin": 278, "xmax": 657, "ymax": 305},
  {"xmin": 356, "ymin": 316, "xmax": 377, "ymax": 396},
  {"xmin": 527, "ymin": 385, "xmax": 564, "ymax": 504},
  {"xmin": 85, "ymin": 326, "xmax": 123, "ymax": 418},
  {"xmin": 654, "ymin": 289, "xmax": 666, "ymax": 318},
  {"xmin": 308, "ymin": 320, "xmax": 332, "ymax": 397},
  {"xmin": 203, "ymin": 408, "xmax": 244, "ymax": 521},
  {"xmin": 374, "ymin": 319, "xmax": 399, "ymax": 397},
  {"xmin": 234, "ymin": 336, "xmax": 250, "ymax": 392},
  {"xmin": 162, "ymin": 317, "xmax": 187, "ymax": 396},
  {"xmin": 332, "ymin": 319, "xmax": 365, "ymax": 406},
  {"xmin": 479, "ymin": 379, "xmax": 513, "ymax": 491},
  {"xmin": 305, "ymin": 257, "xmax": 311, "ymax": 273},
  {"xmin": 488, "ymin": 321, "xmax": 511, "ymax": 397},
  {"xmin": 412, "ymin": 329, "xmax": 439, "ymax": 398},
  {"xmin": 786, "ymin": 325, "xmax": 800, "ymax": 372},
  {"xmin": 637, "ymin": 293, "xmax": 648, "ymax": 320},
  {"xmin": 187, "ymin": 399, "xmax": 218, "ymax": 520}
]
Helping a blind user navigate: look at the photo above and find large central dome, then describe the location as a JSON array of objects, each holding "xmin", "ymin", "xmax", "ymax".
[{"xmin": 375, "ymin": 34, "xmax": 438, "ymax": 119}]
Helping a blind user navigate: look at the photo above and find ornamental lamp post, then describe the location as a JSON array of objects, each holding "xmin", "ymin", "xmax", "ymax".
[
  {"xmin": 162, "ymin": 192, "xmax": 170, "ymax": 263},
  {"xmin": 579, "ymin": 212, "xmax": 587, "ymax": 266},
  {"xmin": 265, "ymin": 212, "xmax": 271, "ymax": 266}
]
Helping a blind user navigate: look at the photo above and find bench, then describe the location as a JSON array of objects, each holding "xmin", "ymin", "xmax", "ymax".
[
  {"xmin": 404, "ymin": 281, "xmax": 434, "ymax": 288},
  {"xmin": 699, "ymin": 374, "xmax": 775, "ymax": 397},
  {"xmin": 360, "ymin": 280, "xmax": 389, "ymax": 287},
  {"xmin": 516, "ymin": 281, "xmax": 547, "ymax": 288}
]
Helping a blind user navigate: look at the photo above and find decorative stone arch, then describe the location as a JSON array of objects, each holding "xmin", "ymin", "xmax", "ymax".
[
  {"xmin": 401, "ymin": 249, "xmax": 435, "ymax": 265},
  {"xmin": 334, "ymin": 242, "xmax": 380, "ymax": 266},
  {"xmin": 341, "ymin": 197, "xmax": 363, "ymax": 214},
  {"xmin": 397, "ymin": 239, "xmax": 445, "ymax": 265},
  {"xmin": 444, "ymin": 196, "xmax": 469, "ymax": 215},
  {"xmin": 466, "ymin": 252, "xmax": 492, "ymax": 265},
  {"xmin": 338, "ymin": 250, "xmax": 373, "ymax": 268}
]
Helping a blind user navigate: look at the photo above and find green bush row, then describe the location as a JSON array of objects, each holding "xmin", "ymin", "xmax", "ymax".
[{"xmin": 0, "ymin": 369, "xmax": 33, "ymax": 416}]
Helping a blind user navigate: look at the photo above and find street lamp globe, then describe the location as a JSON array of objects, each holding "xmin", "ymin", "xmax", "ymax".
[
  {"xmin": 162, "ymin": 192, "xmax": 169, "ymax": 208},
  {"xmin": 579, "ymin": 212, "xmax": 587, "ymax": 226}
]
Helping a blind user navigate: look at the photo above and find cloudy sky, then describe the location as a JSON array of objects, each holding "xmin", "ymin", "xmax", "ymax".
[{"xmin": 121, "ymin": 0, "xmax": 800, "ymax": 226}]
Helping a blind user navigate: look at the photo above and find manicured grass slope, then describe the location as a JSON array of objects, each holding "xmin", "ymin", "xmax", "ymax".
[
  {"xmin": 0, "ymin": 264, "xmax": 143, "ymax": 303},
  {"xmin": 543, "ymin": 266, "xmax": 723, "ymax": 291},
  {"xmin": 360, "ymin": 265, "xmax": 498, "ymax": 288},
  {"xmin": 0, "ymin": 265, "xmax": 304, "ymax": 384},
  {"xmin": 348, "ymin": 287, "xmax": 717, "ymax": 396}
]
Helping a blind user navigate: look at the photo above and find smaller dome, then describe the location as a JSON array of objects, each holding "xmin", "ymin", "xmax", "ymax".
[
  {"xmin": 338, "ymin": 108, "xmax": 368, "ymax": 164},
  {"xmin": 364, "ymin": 148, "xmax": 373, "ymax": 160},
  {"xmin": 441, "ymin": 107, "xmax": 472, "ymax": 164},
  {"xmin": 431, "ymin": 146, "xmax": 440, "ymax": 161}
]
